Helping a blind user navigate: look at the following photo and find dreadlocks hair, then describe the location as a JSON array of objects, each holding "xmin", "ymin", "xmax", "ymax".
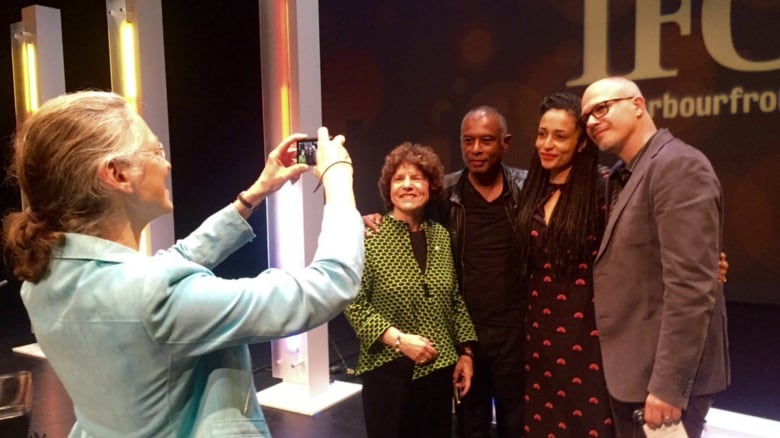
[{"xmin": 516, "ymin": 91, "xmax": 605, "ymax": 277}]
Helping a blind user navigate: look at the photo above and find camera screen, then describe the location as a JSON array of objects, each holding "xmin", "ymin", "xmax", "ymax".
[{"xmin": 296, "ymin": 139, "xmax": 317, "ymax": 165}]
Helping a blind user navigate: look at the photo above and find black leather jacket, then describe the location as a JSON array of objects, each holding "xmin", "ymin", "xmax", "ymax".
[{"xmin": 433, "ymin": 163, "xmax": 528, "ymax": 287}]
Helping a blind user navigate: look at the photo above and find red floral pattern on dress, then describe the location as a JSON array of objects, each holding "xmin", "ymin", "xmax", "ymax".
[{"xmin": 523, "ymin": 183, "xmax": 614, "ymax": 437}]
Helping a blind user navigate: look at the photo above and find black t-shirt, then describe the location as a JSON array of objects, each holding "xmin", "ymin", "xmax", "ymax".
[{"xmin": 461, "ymin": 181, "xmax": 527, "ymax": 326}]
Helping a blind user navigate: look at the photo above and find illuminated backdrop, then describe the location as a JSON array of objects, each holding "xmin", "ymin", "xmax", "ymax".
[{"xmin": 319, "ymin": 0, "xmax": 780, "ymax": 305}]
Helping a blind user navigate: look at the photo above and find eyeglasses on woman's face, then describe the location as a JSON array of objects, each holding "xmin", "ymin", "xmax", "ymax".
[{"xmin": 136, "ymin": 143, "xmax": 167, "ymax": 161}]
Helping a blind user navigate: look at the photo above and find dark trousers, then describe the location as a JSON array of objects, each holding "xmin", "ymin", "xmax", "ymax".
[
  {"xmin": 361, "ymin": 357, "xmax": 454, "ymax": 438},
  {"xmin": 609, "ymin": 394, "xmax": 714, "ymax": 438},
  {"xmin": 456, "ymin": 324, "xmax": 525, "ymax": 438}
]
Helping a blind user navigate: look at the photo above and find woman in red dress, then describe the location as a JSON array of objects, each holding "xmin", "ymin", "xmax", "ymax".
[{"xmin": 516, "ymin": 92, "xmax": 614, "ymax": 438}]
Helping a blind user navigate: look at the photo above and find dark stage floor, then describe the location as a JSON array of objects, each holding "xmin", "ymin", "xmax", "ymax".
[{"xmin": 1, "ymin": 288, "xmax": 778, "ymax": 437}]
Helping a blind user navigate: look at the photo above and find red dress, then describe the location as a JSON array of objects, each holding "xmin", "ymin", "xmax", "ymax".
[{"xmin": 523, "ymin": 186, "xmax": 615, "ymax": 438}]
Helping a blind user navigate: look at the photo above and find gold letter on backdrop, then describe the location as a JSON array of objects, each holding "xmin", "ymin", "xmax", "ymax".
[
  {"xmin": 702, "ymin": 0, "xmax": 780, "ymax": 72},
  {"xmin": 566, "ymin": 0, "xmax": 608, "ymax": 86},
  {"xmin": 568, "ymin": 0, "xmax": 692, "ymax": 85},
  {"xmin": 628, "ymin": 0, "xmax": 691, "ymax": 80}
]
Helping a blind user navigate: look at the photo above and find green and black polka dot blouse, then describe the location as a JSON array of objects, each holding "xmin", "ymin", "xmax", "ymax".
[{"xmin": 345, "ymin": 214, "xmax": 478, "ymax": 380}]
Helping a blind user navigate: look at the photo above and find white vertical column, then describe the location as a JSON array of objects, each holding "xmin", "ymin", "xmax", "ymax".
[
  {"xmin": 256, "ymin": 0, "xmax": 361, "ymax": 415},
  {"xmin": 106, "ymin": 0, "xmax": 175, "ymax": 254},
  {"xmin": 9, "ymin": 4, "xmax": 67, "ymax": 361},
  {"xmin": 10, "ymin": 5, "xmax": 65, "ymax": 126}
]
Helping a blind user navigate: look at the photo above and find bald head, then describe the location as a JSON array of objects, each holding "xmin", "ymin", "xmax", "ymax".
[
  {"xmin": 581, "ymin": 77, "xmax": 644, "ymax": 119},
  {"xmin": 580, "ymin": 77, "xmax": 656, "ymax": 163},
  {"xmin": 585, "ymin": 77, "xmax": 641, "ymax": 101}
]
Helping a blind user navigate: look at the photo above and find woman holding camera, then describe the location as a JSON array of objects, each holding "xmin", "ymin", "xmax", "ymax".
[{"xmin": 2, "ymin": 90, "xmax": 363, "ymax": 437}]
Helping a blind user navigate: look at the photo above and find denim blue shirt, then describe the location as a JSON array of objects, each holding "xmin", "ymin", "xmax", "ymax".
[{"xmin": 21, "ymin": 204, "xmax": 364, "ymax": 437}]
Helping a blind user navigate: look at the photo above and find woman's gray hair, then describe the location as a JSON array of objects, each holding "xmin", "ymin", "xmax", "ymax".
[{"xmin": 3, "ymin": 90, "xmax": 150, "ymax": 282}]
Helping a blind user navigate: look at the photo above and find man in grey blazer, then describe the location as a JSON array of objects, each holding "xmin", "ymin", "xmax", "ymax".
[{"xmin": 581, "ymin": 77, "xmax": 729, "ymax": 438}]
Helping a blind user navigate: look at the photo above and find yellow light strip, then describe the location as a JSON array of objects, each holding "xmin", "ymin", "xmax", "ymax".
[
  {"xmin": 23, "ymin": 41, "xmax": 39, "ymax": 113},
  {"xmin": 280, "ymin": 84, "xmax": 290, "ymax": 137},
  {"xmin": 279, "ymin": 1, "xmax": 292, "ymax": 137},
  {"xmin": 118, "ymin": 17, "xmax": 147, "ymax": 252},
  {"xmin": 120, "ymin": 20, "xmax": 138, "ymax": 109}
]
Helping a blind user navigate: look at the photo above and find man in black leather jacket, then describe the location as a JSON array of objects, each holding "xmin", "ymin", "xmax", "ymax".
[{"xmin": 434, "ymin": 106, "xmax": 529, "ymax": 438}]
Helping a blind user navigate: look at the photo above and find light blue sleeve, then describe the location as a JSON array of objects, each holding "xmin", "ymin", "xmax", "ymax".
[
  {"xmin": 144, "ymin": 204, "xmax": 365, "ymax": 356},
  {"xmin": 156, "ymin": 204, "xmax": 256, "ymax": 269}
]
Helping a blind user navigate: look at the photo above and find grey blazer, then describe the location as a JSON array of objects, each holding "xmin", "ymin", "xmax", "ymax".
[{"xmin": 592, "ymin": 128, "xmax": 730, "ymax": 409}]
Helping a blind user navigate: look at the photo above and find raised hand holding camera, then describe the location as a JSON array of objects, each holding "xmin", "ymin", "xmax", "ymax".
[{"xmin": 312, "ymin": 127, "xmax": 355, "ymax": 208}]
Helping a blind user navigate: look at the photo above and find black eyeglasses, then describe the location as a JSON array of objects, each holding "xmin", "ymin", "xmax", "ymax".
[{"xmin": 581, "ymin": 96, "xmax": 635, "ymax": 123}]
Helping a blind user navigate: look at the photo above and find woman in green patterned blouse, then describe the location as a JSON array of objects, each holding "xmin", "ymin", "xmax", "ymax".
[{"xmin": 345, "ymin": 142, "xmax": 478, "ymax": 438}]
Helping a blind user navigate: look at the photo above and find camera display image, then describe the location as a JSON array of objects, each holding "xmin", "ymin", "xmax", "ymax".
[{"xmin": 296, "ymin": 139, "xmax": 318, "ymax": 165}]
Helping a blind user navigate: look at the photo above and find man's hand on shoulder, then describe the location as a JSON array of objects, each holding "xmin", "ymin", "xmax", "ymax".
[
  {"xmin": 718, "ymin": 252, "xmax": 728, "ymax": 283},
  {"xmin": 362, "ymin": 213, "xmax": 382, "ymax": 237}
]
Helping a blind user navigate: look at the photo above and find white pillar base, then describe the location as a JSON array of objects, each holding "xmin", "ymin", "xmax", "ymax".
[
  {"xmin": 257, "ymin": 380, "xmax": 362, "ymax": 416},
  {"xmin": 703, "ymin": 408, "xmax": 780, "ymax": 437}
]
